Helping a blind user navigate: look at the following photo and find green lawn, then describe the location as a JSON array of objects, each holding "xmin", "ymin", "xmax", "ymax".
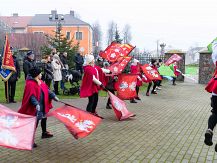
[
  {"xmin": 185, "ymin": 65, "xmax": 199, "ymax": 75},
  {"xmin": 0, "ymin": 73, "xmax": 150, "ymax": 103}
]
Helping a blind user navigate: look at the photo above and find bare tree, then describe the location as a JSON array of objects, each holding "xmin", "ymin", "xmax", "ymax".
[
  {"xmin": 122, "ymin": 24, "xmax": 132, "ymax": 44},
  {"xmin": 92, "ymin": 22, "xmax": 102, "ymax": 53},
  {"xmin": 106, "ymin": 21, "xmax": 116, "ymax": 45}
]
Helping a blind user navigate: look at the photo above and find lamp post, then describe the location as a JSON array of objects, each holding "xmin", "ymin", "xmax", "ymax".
[{"xmin": 49, "ymin": 12, "xmax": 64, "ymax": 47}]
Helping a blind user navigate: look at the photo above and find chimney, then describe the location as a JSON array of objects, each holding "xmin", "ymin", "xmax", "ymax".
[
  {"xmin": 13, "ymin": 13, "xmax": 18, "ymax": 17},
  {"xmin": 70, "ymin": 10, "xmax": 74, "ymax": 17}
]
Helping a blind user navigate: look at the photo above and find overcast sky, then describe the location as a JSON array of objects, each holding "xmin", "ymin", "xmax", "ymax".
[{"xmin": 1, "ymin": 0, "xmax": 217, "ymax": 52}]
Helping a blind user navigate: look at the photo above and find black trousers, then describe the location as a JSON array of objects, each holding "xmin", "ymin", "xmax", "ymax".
[
  {"xmin": 172, "ymin": 77, "xmax": 176, "ymax": 85},
  {"xmin": 36, "ymin": 118, "xmax": 47, "ymax": 133},
  {"xmin": 208, "ymin": 96, "xmax": 217, "ymax": 130},
  {"xmin": 157, "ymin": 80, "xmax": 162, "ymax": 86},
  {"xmin": 146, "ymin": 81, "xmax": 157, "ymax": 93},
  {"xmin": 86, "ymin": 93, "xmax": 98, "ymax": 113},
  {"xmin": 136, "ymin": 86, "xmax": 139, "ymax": 96},
  {"xmin": 54, "ymin": 81, "xmax": 59, "ymax": 94},
  {"xmin": 45, "ymin": 79, "xmax": 52, "ymax": 88},
  {"xmin": 5, "ymin": 81, "xmax": 16, "ymax": 101}
]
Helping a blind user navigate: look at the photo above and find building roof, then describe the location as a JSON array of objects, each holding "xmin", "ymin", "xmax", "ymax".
[
  {"xmin": 0, "ymin": 15, "xmax": 32, "ymax": 28},
  {"xmin": 28, "ymin": 14, "xmax": 90, "ymax": 27}
]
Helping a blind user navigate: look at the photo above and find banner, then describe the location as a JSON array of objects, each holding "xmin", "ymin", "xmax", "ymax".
[
  {"xmin": 141, "ymin": 64, "xmax": 162, "ymax": 81},
  {"xmin": 108, "ymin": 56, "xmax": 132, "ymax": 74},
  {"xmin": 100, "ymin": 42, "xmax": 135, "ymax": 62},
  {"xmin": 48, "ymin": 105, "xmax": 102, "ymax": 139},
  {"xmin": 0, "ymin": 104, "xmax": 36, "ymax": 150},
  {"xmin": 165, "ymin": 54, "xmax": 182, "ymax": 66},
  {"xmin": 108, "ymin": 91, "xmax": 135, "ymax": 121},
  {"xmin": 0, "ymin": 35, "xmax": 15, "ymax": 81},
  {"xmin": 116, "ymin": 74, "xmax": 137, "ymax": 99},
  {"xmin": 158, "ymin": 64, "xmax": 175, "ymax": 77}
]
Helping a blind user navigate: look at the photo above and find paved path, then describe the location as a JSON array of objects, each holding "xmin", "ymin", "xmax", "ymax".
[{"xmin": 0, "ymin": 81, "xmax": 216, "ymax": 163}]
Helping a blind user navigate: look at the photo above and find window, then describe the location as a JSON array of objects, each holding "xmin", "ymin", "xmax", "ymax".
[
  {"xmin": 76, "ymin": 32, "xmax": 82, "ymax": 40},
  {"xmin": 66, "ymin": 32, "xmax": 70, "ymax": 40},
  {"xmin": 33, "ymin": 31, "xmax": 44, "ymax": 34}
]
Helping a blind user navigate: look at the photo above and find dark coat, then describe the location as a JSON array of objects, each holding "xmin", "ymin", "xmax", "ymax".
[
  {"xmin": 23, "ymin": 57, "xmax": 36, "ymax": 79},
  {"xmin": 74, "ymin": 54, "xmax": 84, "ymax": 67},
  {"xmin": 8, "ymin": 56, "xmax": 21, "ymax": 82}
]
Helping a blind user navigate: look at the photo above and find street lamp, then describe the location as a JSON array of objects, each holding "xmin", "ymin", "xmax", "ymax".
[{"xmin": 49, "ymin": 12, "xmax": 64, "ymax": 47}]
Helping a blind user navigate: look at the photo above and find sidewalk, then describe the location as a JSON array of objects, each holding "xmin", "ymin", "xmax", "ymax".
[{"xmin": 0, "ymin": 82, "xmax": 216, "ymax": 162}]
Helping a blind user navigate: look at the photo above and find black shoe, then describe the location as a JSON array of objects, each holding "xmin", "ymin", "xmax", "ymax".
[
  {"xmin": 33, "ymin": 143, "xmax": 37, "ymax": 148},
  {"xmin": 204, "ymin": 129, "xmax": 213, "ymax": 146},
  {"xmin": 135, "ymin": 97, "xmax": 141, "ymax": 100},
  {"xmin": 130, "ymin": 99, "xmax": 137, "ymax": 103},
  {"xmin": 93, "ymin": 113, "xmax": 104, "ymax": 119},
  {"xmin": 151, "ymin": 91, "xmax": 157, "ymax": 94},
  {"xmin": 106, "ymin": 105, "xmax": 112, "ymax": 109},
  {"xmin": 10, "ymin": 100, "xmax": 17, "ymax": 103},
  {"xmin": 215, "ymin": 144, "xmax": 217, "ymax": 152},
  {"xmin": 42, "ymin": 131, "xmax": 53, "ymax": 139}
]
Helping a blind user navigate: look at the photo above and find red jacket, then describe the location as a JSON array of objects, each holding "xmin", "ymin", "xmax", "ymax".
[
  {"xmin": 205, "ymin": 69, "xmax": 217, "ymax": 94},
  {"xmin": 80, "ymin": 65, "xmax": 100, "ymax": 98},
  {"xmin": 130, "ymin": 65, "xmax": 142, "ymax": 87},
  {"xmin": 18, "ymin": 79, "xmax": 52, "ymax": 116}
]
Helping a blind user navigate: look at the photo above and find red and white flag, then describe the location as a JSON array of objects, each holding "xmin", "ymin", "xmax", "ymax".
[
  {"xmin": 108, "ymin": 91, "xmax": 135, "ymax": 120},
  {"xmin": 100, "ymin": 42, "xmax": 135, "ymax": 62},
  {"xmin": 165, "ymin": 54, "xmax": 182, "ymax": 66},
  {"xmin": 108, "ymin": 56, "xmax": 132, "ymax": 74},
  {"xmin": 0, "ymin": 104, "xmax": 36, "ymax": 150},
  {"xmin": 141, "ymin": 64, "xmax": 162, "ymax": 81},
  {"xmin": 48, "ymin": 105, "xmax": 102, "ymax": 139},
  {"xmin": 116, "ymin": 74, "xmax": 137, "ymax": 99}
]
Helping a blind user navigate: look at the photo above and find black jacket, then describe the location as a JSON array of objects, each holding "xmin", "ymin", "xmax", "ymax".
[
  {"xmin": 23, "ymin": 57, "xmax": 36, "ymax": 79},
  {"xmin": 8, "ymin": 56, "xmax": 21, "ymax": 82},
  {"xmin": 74, "ymin": 54, "xmax": 84, "ymax": 67}
]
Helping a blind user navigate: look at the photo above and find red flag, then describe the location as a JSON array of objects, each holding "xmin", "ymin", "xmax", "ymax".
[
  {"xmin": 101, "ymin": 42, "xmax": 135, "ymax": 62},
  {"xmin": 116, "ymin": 74, "xmax": 137, "ymax": 99},
  {"xmin": 142, "ymin": 74, "xmax": 152, "ymax": 83},
  {"xmin": 108, "ymin": 91, "xmax": 135, "ymax": 120},
  {"xmin": 2, "ymin": 35, "xmax": 16, "ymax": 72},
  {"xmin": 0, "ymin": 104, "xmax": 36, "ymax": 150},
  {"xmin": 141, "ymin": 64, "xmax": 162, "ymax": 81},
  {"xmin": 108, "ymin": 56, "xmax": 132, "ymax": 74},
  {"xmin": 48, "ymin": 105, "xmax": 102, "ymax": 139},
  {"xmin": 165, "ymin": 54, "xmax": 182, "ymax": 66}
]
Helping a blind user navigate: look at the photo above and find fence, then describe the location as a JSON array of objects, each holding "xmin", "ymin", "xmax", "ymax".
[{"xmin": 132, "ymin": 54, "xmax": 165, "ymax": 64}]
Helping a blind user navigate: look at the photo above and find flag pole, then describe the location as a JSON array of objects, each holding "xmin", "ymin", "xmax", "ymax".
[{"xmin": 5, "ymin": 81, "xmax": 9, "ymax": 103}]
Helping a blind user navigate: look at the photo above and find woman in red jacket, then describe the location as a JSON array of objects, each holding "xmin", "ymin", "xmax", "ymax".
[
  {"xmin": 18, "ymin": 67, "xmax": 59, "ymax": 148},
  {"xmin": 80, "ymin": 55, "xmax": 105, "ymax": 118},
  {"xmin": 130, "ymin": 59, "xmax": 142, "ymax": 103}
]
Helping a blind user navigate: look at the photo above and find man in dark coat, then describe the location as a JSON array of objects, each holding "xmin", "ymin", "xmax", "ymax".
[
  {"xmin": 23, "ymin": 51, "xmax": 36, "ymax": 79},
  {"xmin": 74, "ymin": 53, "xmax": 84, "ymax": 75},
  {"xmin": 5, "ymin": 53, "xmax": 20, "ymax": 103}
]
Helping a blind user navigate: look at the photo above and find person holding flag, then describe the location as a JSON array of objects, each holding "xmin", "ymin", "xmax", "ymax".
[
  {"xmin": 130, "ymin": 59, "xmax": 142, "ymax": 103},
  {"xmin": 0, "ymin": 35, "xmax": 17, "ymax": 103},
  {"xmin": 170, "ymin": 62, "xmax": 181, "ymax": 86},
  {"xmin": 5, "ymin": 47, "xmax": 20, "ymax": 103},
  {"xmin": 80, "ymin": 54, "xmax": 106, "ymax": 118},
  {"xmin": 146, "ymin": 59, "xmax": 158, "ymax": 96},
  {"xmin": 18, "ymin": 67, "xmax": 60, "ymax": 148},
  {"xmin": 204, "ymin": 39, "xmax": 217, "ymax": 151}
]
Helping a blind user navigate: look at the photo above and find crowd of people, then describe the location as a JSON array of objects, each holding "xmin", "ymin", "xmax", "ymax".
[{"xmin": 4, "ymin": 48, "xmax": 182, "ymax": 148}]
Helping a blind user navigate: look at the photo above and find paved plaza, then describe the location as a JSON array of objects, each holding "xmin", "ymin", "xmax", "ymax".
[{"xmin": 0, "ymin": 81, "xmax": 217, "ymax": 163}]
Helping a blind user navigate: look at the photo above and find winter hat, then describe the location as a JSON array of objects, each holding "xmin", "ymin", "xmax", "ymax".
[
  {"xmin": 29, "ymin": 67, "xmax": 41, "ymax": 78},
  {"xmin": 27, "ymin": 51, "xmax": 33, "ymax": 56},
  {"xmin": 85, "ymin": 55, "xmax": 94, "ymax": 65}
]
